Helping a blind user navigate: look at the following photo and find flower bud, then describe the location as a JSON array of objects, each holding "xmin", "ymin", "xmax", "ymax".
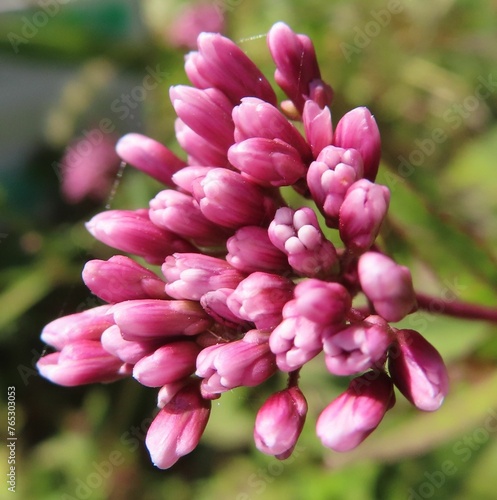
[
  {"xmin": 37, "ymin": 340, "xmax": 125, "ymax": 387},
  {"xmin": 110, "ymin": 299, "xmax": 212, "ymax": 341},
  {"xmin": 185, "ymin": 32, "xmax": 277, "ymax": 105},
  {"xmin": 196, "ymin": 330, "xmax": 276, "ymax": 397},
  {"xmin": 41, "ymin": 305, "xmax": 113, "ymax": 350},
  {"xmin": 226, "ymin": 226, "xmax": 290, "ymax": 274},
  {"xmin": 307, "ymin": 146, "xmax": 364, "ymax": 228},
  {"xmin": 338, "ymin": 179, "xmax": 390, "ymax": 254},
  {"xmin": 86, "ymin": 209, "xmax": 196, "ymax": 265},
  {"xmin": 146, "ymin": 381, "xmax": 211, "ymax": 469},
  {"xmin": 323, "ymin": 316, "xmax": 392, "ymax": 376},
  {"xmin": 333, "ymin": 107, "xmax": 381, "ymax": 182},
  {"xmin": 83, "ymin": 256, "xmax": 168, "ymax": 303},
  {"xmin": 302, "ymin": 100, "xmax": 333, "ymax": 158},
  {"xmin": 388, "ymin": 329, "xmax": 449, "ymax": 411},
  {"xmin": 133, "ymin": 341, "xmax": 201, "ymax": 387},
  {"xmin": 162, "ymin": 253, "xmax": 246, "ymax": 300},
  {"xmin": 268, "ymin": 207, "xmax": 338, "ymax": 278},
  {"xmin": 358, "ymin": 252, "xmax": 417, "ymax": 322},
  {"xmin": 228, "ymin": 137, "xmax": 307, "ymax": 187},
  {"xmin": 227, "ymin": 272, "xmax": 294, "ymax": 331},
  {"xmin": 254, "ymin": 386, "xmax": 307, "ymax": 459},
  {"xmin": 116, "ymin": 133, "xmax": 186, "ymax": 186},
  {"xmin": 316, "ymin": 371, "xmax": 395, "ymax": 451}
]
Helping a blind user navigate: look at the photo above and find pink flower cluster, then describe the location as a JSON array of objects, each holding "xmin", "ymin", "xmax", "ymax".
[{"xmin": 37, "ymin": 22, "xmax": 449, "ymax": 468}]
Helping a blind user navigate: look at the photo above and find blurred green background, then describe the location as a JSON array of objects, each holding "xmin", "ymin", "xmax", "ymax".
[{"xmin": 1, "ymin": 0, "xmax": 497, "ymax": 499}]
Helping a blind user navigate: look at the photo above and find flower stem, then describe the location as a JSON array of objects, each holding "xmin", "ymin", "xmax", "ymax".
[{"xmin": 415, "ymin": 292, "xmax": 497, "ymax": 323}]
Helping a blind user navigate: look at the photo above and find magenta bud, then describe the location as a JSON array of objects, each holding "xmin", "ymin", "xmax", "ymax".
[
  {"xmin": 200, "ymin": 288, "xmax": 249, "ymax": 328},
  {"xmin": 185, "ymin": 32, "xmax": 277, "ymax": 105},
  {"xmin": 145, "ymin": 381, "xmax": 211, "ymax": 469},
  {"xmin": 232, "ymin": 97, "xmax": 312, "ymax": 161},
  {"xmin": 110, "ymin": 299, "xmax": 212, "ymax": 341},
  {"xmin": 41, "ymin": 305, "xmax": 113, "ymax": 350},
  {"xmin": 192, "ymin": 168, "xmax": 278, "ymax": 229},
  {"xmin": 162, "ymin": 253, "xmax": 246, "ymax": 300},
  {"xmin": 323, "ymin": 316, "xmax": 392, "ymax": 376},
  {"xmin": 171, "ymin": 165, "xmax": 214, "ymax": 194},
  {"xmin": 196, "ymin": 330, "xmax": 277, "ymax": 397},
  {"xmin": 268, "ymin": 207, "xmax": 339, "ymax": 278},
  {"xmin": 338, "ymin": 179, "xmax": 390, "ymax": 254},
  {"xmin": 149, "ymin": 189, "xmax": 230, "ymax": 247},
  {"xmin": 37, "ymin": 340, "xmax": 125, "ymax": 387},
  {"xmin": 254, "ymin": 386, "xmax": 307, "ymax": 459},
  {"xmin": 227, "ymin": 272, "xmax": 294, "ymax": 331},
  {"xmin": 302, "ymin": 100, "xmax": 333, "ymax": 158},
  {"xmin": 293, "ymin": 279, "xmax": 352, "ymax": 326},
  {"xmin": 228, "ymin": 138, "xmax": 307, "ymax": 187},
  {"xmin": 226, "ymin": 226, "xmax": 290, "ymax": 274},
  {"xmin": 307, "ymin": 146, "xmax": 364, "ymax": 228},
  {"xmin": 133, "ymin": 341, "xmax": 201, "ymax": 387},
  {"xmin": 157, "ymin": 380, "xmax": 189, "ymax": 408},
  {"xmin": 100, "ymin": 325, "xmax": 161, "ymax": 364},
  {"xmin": 267, "ymin": 22, "xmax": 333, "ymax": 113},
  {"xmin": 169, "ymin": 85, "xmax": 234, "ymax": 153},
  {"xmin": 175, "ymin": 118, "xmax": 231, "ymax": 168},
  {"xmin": 83, "ymin": 256, "xmax": 168, "ymax": 303},
  {"xmin": 316, "ymin": 371, "xmax": 395, "ymax": 452},
  {"xmin": 358, "ymin": 252, "xmax": 417, "ymax": 322},
  {"xmin": 116, "ymin": 133, "xmax": 186, "ymax": 186},
  {"xmin": 86, "ymin": 209, "xmax": 196, "ymax": 265},
  {"xmin": 333, "ymin": 107, "xmax": 381, "ymax": 182},
  {"xmin": 389, "ymin": 329, "xmax": 449, "ymax": 411}
]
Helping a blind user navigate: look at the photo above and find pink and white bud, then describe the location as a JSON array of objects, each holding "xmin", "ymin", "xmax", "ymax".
[
  {"xmin": 358, "ymin": 252, "xmax": 417, "ymax": 322},
  {"xmin": 316, "ymin": 371, "xmax": 395, "ymax": 451},
  {"xmin": 227, "ymin": 272, "xmax": 294, "ymax": 331},
  {"xmin": 185, "ymin": 32, "xmax": 277, "ymax": 105},
  {"xmin": 270, "ymin": 312, "xmax": 337, "ymax": 372},
  {"xmin": 196, "ymin": 330, "xmax": 276, "ymax": 397},
  {"xmin": 83, "ymin": 256, "xmax": 168, "ymax": 303},
  {"xmin": 232, "ymin": 97, "xmax": 312, "ymax": 161},
  {"xmin": 268, "ymin": 207, "xmax": 339, "ymax": 278},
  {"xmin": 37, "ymin": 340, "xmax": 125, "ymax": 387},
  {"xmin": 192, "ymin": 168, "xmax": 278, "ymax": 229},
  {"xmin": 307, "ymin": 146, "xmax": 364, "ymax": 228},
  {"xmin": 110, "ymin": 299, "xmax": 212, "ymax": 341},
  {"xmin": 146, "ymin": 381, "xmax": 211, "ymax": 469},
  {"xmin": 149, "ymin": 190, "xmax": 230, "ymax": 247},
  {"xmin": 267, "ymin": 22, "xmax": 333, "ymax": 113},
  {"xmin": 228, "ymin": 138, "xmax": 307, "ymax": 187},
  {"xmin": 338, "ymin": 179, "xmax": 390, "ymax": 254},
  {"xmin": 323, "ymin": 316, "xmax": 392, "ymax": 376},
  {"xmin": 200, "ymin": 288, "xmax": 249, "ymax": 327},
  {"xmin": 41, "ymin": 305, "xmax": 113, "ymax": 350},
  {"xmin": 292, "ymin": 278, "xmax": 352, "ymax": 326},
  {"xmin": 254, "ymin": 386, "xmax": 307, "ymax": 459},
  {"xmin": 170, "ymin": 86, "xmax": 234, "ymax": 153},
  {"xmin": 171, "ymin": 165, "xmax": 214, "ymax": 194},
  {"xmin": 133, "ymin": 341, "xmax": 201, "ymax": 387},
  {"xmin": 85, "ymin": 209, "xmax": 196, "ymax": 265},
  {"xmin": 163, "ymin": 253, "xmax": 246, "ymax": 300},
  {"xmin": 334, "ymin": 107, "xmax": 381, "ymax": 182},
  {"xmin": 157, "ymin": 380, "xmax": 190, "ymax": 408},
  {"xmin": 302, "ymin": 100, "xmax": 333, "ymax": 158},
  {"xmin": 116, "ymin": 133, "xmax": 186, "ymax": 186},
  {"xmin": 175, "ymin": 119, "xmax": 231, "ymax": 168},
  {"xmin": 101, "ymin": 325, "xmax": 161, "ymax": 364},
  {"xmin": 389, "ymin": 329, "xmax": 449, "ymax": 412},
  {"xmin": 226, "ymin": 226, "xmax": 290, "ymax": 274}
]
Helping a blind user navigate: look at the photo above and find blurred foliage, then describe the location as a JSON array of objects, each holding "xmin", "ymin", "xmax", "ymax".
[{"xmin": 1, "ymin": 0, "xmax": 497, "ymax": 499}]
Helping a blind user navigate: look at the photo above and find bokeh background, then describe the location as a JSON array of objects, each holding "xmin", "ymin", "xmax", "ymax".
[{"xmin": 1, "ymin": 0, "xmax": 497, "ymax": 499}]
